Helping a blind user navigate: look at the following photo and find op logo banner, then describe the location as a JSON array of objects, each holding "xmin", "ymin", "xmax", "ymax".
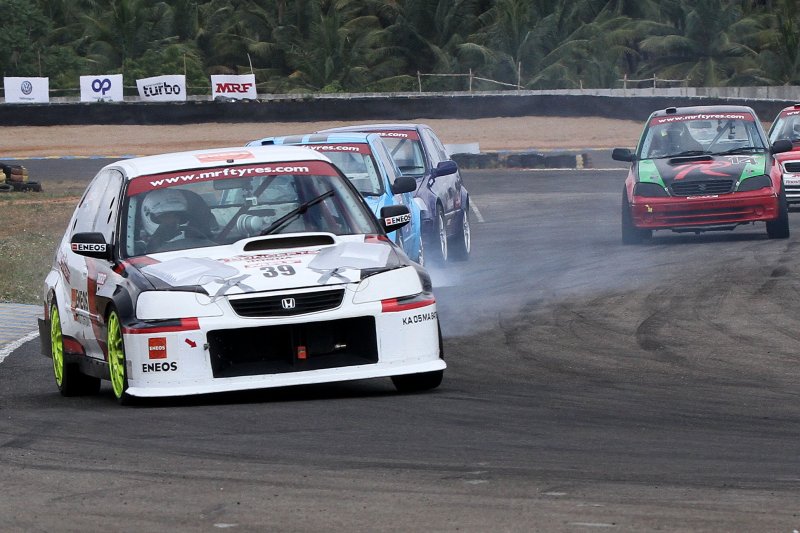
[
  {"xmin": 136, "ymin": 75, "xmax": 186, "ymax": 102},
  {"xmin": 3, "ymin": 77, "xmax": 49, "ymax": 103},
  {"xmin": 80, "ymin": 74, "xmax": 124, "ymax": 102},
  {"xmin": 211, "ymin": 74, "xmax": 257, "ymax": 100}
]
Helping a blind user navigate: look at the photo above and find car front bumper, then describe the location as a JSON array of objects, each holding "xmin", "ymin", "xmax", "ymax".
[
  {"xmin": 630, "ymin": 190, "xmax": 779, "ymax": 229},
  {"xmin": 122, "ymin": 300, "xmax": 444, "ymax": 398}
]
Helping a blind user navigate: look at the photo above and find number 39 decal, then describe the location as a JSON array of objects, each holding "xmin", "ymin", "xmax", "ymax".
[{"xmin": 261, "ymin": 265, "xmax": 296, "ymax": 278}]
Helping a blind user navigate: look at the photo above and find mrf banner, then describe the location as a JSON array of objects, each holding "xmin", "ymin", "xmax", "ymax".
[
  {"xmin": 80, "ymin": 74, "xmax": 124, "ymax": 102},
  {"xmin": 3, "ymin": 77, "xmax": 49, "ymax": 103},
  {"xmin": 136, "ymin": 75, "xmax": 186, "ymax": 102},
  {"xmin": 211, "ymin": 74, "xmax": 257, "ymax": 100}
]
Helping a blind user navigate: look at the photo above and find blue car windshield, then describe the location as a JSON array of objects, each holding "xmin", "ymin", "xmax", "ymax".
[
  {"xmin": 382, "ymin": 137, "xmax": 426, "ymax": 176},
  {"xmin": 318, "ymin": 149, "xmax": 384, "ymax": 197}
]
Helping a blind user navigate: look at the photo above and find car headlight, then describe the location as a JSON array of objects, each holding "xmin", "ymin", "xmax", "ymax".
[
  {"xmin": 136, "ymin": 290, "xmax": 224, "ymax": 320},
  {"xmin": 737, "ymin": 175, "xmax": 772, "ymax": 192},
  {"xmin": 352, "ymin": 265, "xmax": 423, "ymax": 304},
  {"xmin": 633, "ymin": 182, "xmax": 669, "ymax": 197}
]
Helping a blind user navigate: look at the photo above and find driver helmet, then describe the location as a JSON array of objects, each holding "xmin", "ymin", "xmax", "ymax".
[
  {"xmin": 663, "ymin": 122, "xmax": 688, "ymax": 149},
  {"xmin": 791, "ymin": 121, "xmax": 800, "ymax": 141},
  {"xmin": 141, "ymin": 188, "xmax": 188, "ymax": 235}
]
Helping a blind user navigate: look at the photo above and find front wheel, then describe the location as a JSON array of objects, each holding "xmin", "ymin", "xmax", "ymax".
[
  {"xmin": 766, "ymin": 187, "xmax": 790, "ymax": 239},
  {"xmin": 392, "ymin": 370, "xmax": 443, "ymax": 393},
  {"xmin": 391, "ymin": 323, "xmax": 443, "ymax": 393},
  {"xmin": 621, "ymin": 189, "xmax": 651, "ymax": 244},
  {"xmin": 50, "ymin": 300, "xmax": 100, "ymax": 396},
  {"xmin": 107, "ymin": 309, "xmax": 132, "ymax": 405}
]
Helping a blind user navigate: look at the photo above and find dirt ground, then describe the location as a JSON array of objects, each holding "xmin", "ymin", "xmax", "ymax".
[{"xmin": 0, "ymin": 116, "xmax": 644, "ymax": 158}]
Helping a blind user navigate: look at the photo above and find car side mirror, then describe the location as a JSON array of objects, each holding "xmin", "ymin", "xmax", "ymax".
[
  {"xmin": 771, "ymin": 139, "xmax": 793, "ymax": 155},
  {"xmin": 432, "ymin": 160, "xmax": 458, "ymax": 178},
  {"xmin": 379, "ymin": 205, "xmax": 411, "ymax": 233},
  {"xmin": 70, "ymin": 232, "xmax": 113, "ymax": 261},
  {"xmin": 612, "ymin": 148, "xmax": 636, "ymax": 162},
  {"xmin": 391, "ymin": 176, "xmax": 417, "ymax": 195}
]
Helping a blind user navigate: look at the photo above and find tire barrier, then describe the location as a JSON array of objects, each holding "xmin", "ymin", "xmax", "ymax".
[{"xmin": 452, "ymin": 151, "xmax": 589, "ymax": 169}]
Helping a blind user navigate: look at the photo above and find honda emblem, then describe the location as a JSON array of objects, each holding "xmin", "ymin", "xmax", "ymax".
[{"xmin": 281, "ymin": 297, "xmax": 296, "ymax": 310}]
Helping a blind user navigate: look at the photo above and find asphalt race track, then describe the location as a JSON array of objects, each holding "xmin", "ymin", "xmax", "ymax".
[{"xmin": 2, "ymin": 163, "xmax": 800, "ymax": 532}]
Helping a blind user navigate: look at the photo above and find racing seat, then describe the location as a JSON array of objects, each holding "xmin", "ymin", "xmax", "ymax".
[{"xmin": 178, "ymin": 189, "xmax": 218, "ymax": 236}]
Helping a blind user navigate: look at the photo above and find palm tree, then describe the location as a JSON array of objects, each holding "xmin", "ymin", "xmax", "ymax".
[
  {"xmin": 283, "ymin": 0, "xmax": 398, "ymax": 91},
  {"xmin": 80, "ymin": 0, "xmax": 175, "ymax": 72},
  {"xmin": 755, "ymin": 0, "xmax": 800, "ymax": 84},
  {"xmin": 636, "ymin": 0, "xmax": 767, "ymax": 86}
]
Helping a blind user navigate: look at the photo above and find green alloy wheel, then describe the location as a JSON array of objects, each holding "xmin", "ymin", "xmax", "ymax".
[
  {"xmin": 50, "ymin": 300, "xmax": 100, "ymax": 396},
  {"xmin": 107, "ymin": 309, "xmax": 131, "ymax": 404}
]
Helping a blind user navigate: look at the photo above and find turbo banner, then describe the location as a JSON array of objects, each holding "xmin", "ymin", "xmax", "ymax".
[{"xmin": 136, "ymin": 75, "xmax": 186, "ymax": 102}]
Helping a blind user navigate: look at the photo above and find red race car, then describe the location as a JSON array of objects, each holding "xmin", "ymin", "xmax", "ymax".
[
  {"xmin": 768, "ymin": 103, "xmax": 800, "ymax": 205},
  {"xmin": 613, "ymin": 105, "xmax": 793, "ymax": 243}
]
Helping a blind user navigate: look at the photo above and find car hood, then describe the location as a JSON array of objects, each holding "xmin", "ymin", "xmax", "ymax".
[
  {"xmin": 636, "ymin": 154, "xmax": 768, "ymax": 187},
  {"xmin": 774, "ymin": 149, "xmax": 800, "ymax": 165},
  {"xmin": 133, "ymin": 234, "xmax": 403, "ymax": 296}
]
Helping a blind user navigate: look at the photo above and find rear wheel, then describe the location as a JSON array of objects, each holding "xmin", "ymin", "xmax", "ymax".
[
  {"xmin": 107, "ymin": 309, "xmax": 132, "ymax": 405},
  {"xmin": 621, "ymin": 189, "xmax": 651, "ymax": 244},
  {"xmin": 766, "ymin": 187, "xmax": 790, "ymax": 239},
  {"xmin": 50, "ymin": 300, "xmax": 100, "ymax": 396},
  {"xmin": 449, "ymin": 208, "xmax": 471, "ymax": 260}
]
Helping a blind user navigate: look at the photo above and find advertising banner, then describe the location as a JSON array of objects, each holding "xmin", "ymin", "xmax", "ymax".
[
  {"xmin": 3, "ymin": 77, "xmax": 49, "ymax": 103},
  {"xmin": 136, "ymin": 75, "xmax": 186, "ymax": 102},
  {"xmin": 211, "ymin": 74, "xmax": 257, "ymax": 100},
  {"xmin": 80, "ymin": 74, "xmax": 124, "ymax": 102}
]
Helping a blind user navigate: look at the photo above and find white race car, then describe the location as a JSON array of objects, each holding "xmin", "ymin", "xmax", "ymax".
[{"xmin": 39, "ymin": 146, "xmax": 444, "ymax": 404}]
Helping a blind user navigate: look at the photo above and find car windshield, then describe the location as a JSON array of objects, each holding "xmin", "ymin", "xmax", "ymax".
[
  {"xmin": 769, "ymin": 112, "xmax": 800, "ymax": 145},
  {"xmin": 380, "ymin": 134, "xmax": 426, "ymax": 176},
  {"xmin": 300, "ymin": 144, "xmax": 384, "ymax": 196},
  {"xmin": 639, "ymin": 113, "xmax": 767, "ymax": 159},
  {"xmin": 120, "ymin": 160, "xmax": 380, "ymax": 257}
]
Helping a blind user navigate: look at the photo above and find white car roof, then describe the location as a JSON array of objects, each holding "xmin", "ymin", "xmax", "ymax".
[{"xmin": 104, "ymin": 145, "xmax": 333, "ymax": 180}]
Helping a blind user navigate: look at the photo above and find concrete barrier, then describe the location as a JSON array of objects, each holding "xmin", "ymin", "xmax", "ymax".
[{"xmin": 0, "ymin": 92, "xmax": 795, "ymax": 126}]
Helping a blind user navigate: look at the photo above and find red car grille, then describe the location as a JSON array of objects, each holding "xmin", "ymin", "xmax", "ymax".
[
  {"xmin": 784, "ymin": 162, "xmax": 800, "ymax": 172},
  {"xmin": 658, "ymin": 206, "xmax": 757, "ymax": 225},
  {"xmin": 669, "ymin": 179, "xmax": 734, "ymax": 196}
]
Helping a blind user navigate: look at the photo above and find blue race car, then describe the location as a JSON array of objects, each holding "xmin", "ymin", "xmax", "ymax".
[
  {"xmin": 247, "ymin": 132, "xmax": 424, "ymax": 264},
  {"xmin": 318, "ymin": 124, "xmax": 470, "ymax": 263}
]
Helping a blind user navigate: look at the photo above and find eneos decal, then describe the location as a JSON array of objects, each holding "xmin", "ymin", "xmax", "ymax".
[
  {"xmin": 148, "ymin": 337, "xmax": 168, "ymax": 360},
  {"xmin": 384, "ymin": 213, "xmax": 411, "ymax": 226}
]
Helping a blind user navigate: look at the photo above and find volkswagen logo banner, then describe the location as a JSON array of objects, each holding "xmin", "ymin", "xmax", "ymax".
[{"xmin": 3, "ymin": 77, "xmax": 50, "ymax": 103}]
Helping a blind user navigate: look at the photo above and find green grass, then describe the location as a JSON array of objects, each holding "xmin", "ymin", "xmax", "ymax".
[{"xmin": 0, "ymin": 182, "xmax": 85, "ymax": 304}]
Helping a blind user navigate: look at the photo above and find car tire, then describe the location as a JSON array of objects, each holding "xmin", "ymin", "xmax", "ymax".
[
  {"xmin": 766, "ymin": 186, "xmax": 790, "ymax": 239},
  {"xmin": 107, "ymin": 308, "xmax": 132, "ymax": 405},
  {"xmin": 621, "ymin": 189, "xmax": 651, "ymax": 244},
  {"xmin": 50, "ymin": 300, "xmax": 100, "ymax": 396},
  {"xmin": 426, "ymin": 206, "xmax": 448, "ymax": 263},
  {"xmin": 449, "ymin": 208, "xmax": 471, "ymax": 261},
  {"xmin": 392, "ymin": 370, "xmax": 443, "ymax": 392},
  {"xmin": 391, "ymin": 322, "xmax": 444, "ymax": 393}
]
